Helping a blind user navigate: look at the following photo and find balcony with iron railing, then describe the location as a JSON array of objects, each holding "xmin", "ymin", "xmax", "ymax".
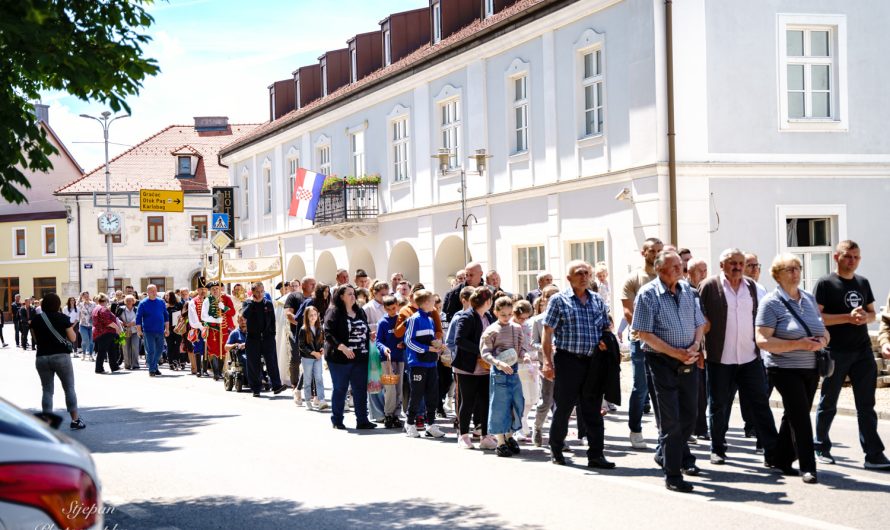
[{"xmin": 313, "ymin": 176, "xmax": 380, "ymax": 238}]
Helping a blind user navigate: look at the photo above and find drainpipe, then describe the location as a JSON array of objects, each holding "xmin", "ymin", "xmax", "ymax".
[
  {"xmin": 76, "ymin": 199, "xmax": 83, "ymax": 291},
  {"xmin": 665, "ymin": 0, "xmax": 678, "ymax": 245}
]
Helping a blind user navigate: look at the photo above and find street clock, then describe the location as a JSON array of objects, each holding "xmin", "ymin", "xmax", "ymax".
[{"xmin": 97, "ymin": 212, "xmax": 122, "ymax": 235}]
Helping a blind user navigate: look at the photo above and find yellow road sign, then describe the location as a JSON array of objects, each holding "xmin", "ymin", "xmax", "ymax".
[{"xmin": 140, "ymin": 189, "xmax": 184, "ymax": 212}]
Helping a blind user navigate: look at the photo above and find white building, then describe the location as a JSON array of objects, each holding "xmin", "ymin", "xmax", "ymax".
[
  {"xmin": 57, "ymin": 117, "xmax": 257, "ymax": 294},
  {"xmin": 220, "ymin": 0, "xmax": 890, "ymax": 306}
]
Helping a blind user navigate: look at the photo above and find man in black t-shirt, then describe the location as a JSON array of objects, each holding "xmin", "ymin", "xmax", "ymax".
[{"xmin": 813, "ymin": 240, "xmax": 890, "ymax": 470}]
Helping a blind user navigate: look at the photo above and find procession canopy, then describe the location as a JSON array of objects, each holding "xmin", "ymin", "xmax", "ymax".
[{"xmin": 218, "ymin": 256, "xmax": 282, "ymax": 283}]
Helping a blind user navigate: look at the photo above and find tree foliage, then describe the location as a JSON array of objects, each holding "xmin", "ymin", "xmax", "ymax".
[{"xmin": 0, "ymin": 0, "xmax": 160, "ymax": 204}]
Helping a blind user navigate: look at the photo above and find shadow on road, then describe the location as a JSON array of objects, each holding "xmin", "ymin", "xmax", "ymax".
[
  {"xmin": 105, "ymin": 496, "xmax": 541, "ymax": 529},
  {"xmin": 69, "ymin": 406, "xmax": 236, "ymax": 454}
]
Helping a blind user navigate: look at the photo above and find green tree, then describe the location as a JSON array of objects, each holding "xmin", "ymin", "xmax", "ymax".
[{"xmin": 0, "ymin": 0, "xmax": 160, "ymax": 204}]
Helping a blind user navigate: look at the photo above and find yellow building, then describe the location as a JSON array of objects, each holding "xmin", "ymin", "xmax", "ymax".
[{"xmin": 0, "ymin": 105, "xmax": 82, "ymax": 317}]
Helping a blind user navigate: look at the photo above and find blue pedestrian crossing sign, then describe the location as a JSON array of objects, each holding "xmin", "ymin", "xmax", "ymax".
[{"xmin": 212, "ymin": 213, "xmax": 229, "ymax": 230}]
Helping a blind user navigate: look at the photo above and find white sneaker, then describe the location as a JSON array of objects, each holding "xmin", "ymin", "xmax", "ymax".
[
  {"xmin": 479, "ymin": 435, "xmax": 498, "ymax": 450},
  {"xmin": 458, "ymin": 434, "xmax": 474, "ymax": 449},
  {"xmin": 630, "ymin": 431, "xmax": 648, "ymax": 450},
  {"xmin": 426, "ymin": 424, "xmax": 445, "ymax": 438},
  {"xmin": 315, "ymin": 400, "xmax": 329, "ymax": 411},
  {"xmin": 405, "ymin": 424, "xmax": 420, "ymax": 438},
  {"xmin": 293, "ymin": 390, "xmax": 303, "ymax": 407}
]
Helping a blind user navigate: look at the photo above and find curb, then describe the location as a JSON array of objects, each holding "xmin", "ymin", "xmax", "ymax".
[{"xmin": 768, "ymin": 398, "xmax": 890, "ymax": 421}]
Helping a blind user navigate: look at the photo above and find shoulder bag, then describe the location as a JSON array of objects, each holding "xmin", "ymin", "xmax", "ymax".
[
  {"xmin": 39, "ymin": 312, "xmax": 74, "ymax": 353},
  {"xmin": 778, "ymin": 297, "xmax": 834, "ymax": 378}
]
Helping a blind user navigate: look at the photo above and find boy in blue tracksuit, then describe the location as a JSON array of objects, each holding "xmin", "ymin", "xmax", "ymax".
[
  {"xmin": 376, "ymin": 296, "xmax": 405, "ymax": 428},
  {"xmin": 404, "ymin": 290, "xmax": 445, "ymax": 438}
]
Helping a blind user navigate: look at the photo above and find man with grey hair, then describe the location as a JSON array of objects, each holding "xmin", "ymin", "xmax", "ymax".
[
  {"xmin": 541, "ymin": 260, "xmax": 614, "ymax": 469},
  {"xmin": 443, "ymin": 261, "xmax": 484, "ymax": 322},
  {"xmin": 135, "ymin": 284, "xmax": 170, "ymax": 377},
  {"xmin": 526, "ymin": 272, "xmax": 554, "ymax": 306},
  {"xmin": 686, "ymin": 259, "xmax": 708, "ymax": 289},
  {"xmin": 633, "ymin": 250, "xmax": 706, "ymax": 492},
  {"xmin": 698, "ymin": 249, "xmax": 778, "ymax": 466}
]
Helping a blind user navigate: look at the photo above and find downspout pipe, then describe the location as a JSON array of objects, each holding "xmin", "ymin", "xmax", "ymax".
[
  {"xmin": 665, "ymin": 0, "xmax": 678, "ymax": 245},
  {"xmin": 77, "ymin": 200, "xmax": 82, "ymax": 291}
]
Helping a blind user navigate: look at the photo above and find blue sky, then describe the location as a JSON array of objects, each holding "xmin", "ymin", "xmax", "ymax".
[{"xmin": 44, "ymin": 0, "xmax": 427, "ymax": 172}]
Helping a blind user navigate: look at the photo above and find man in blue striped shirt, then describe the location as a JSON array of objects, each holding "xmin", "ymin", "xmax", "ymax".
[
  {"xmin": 542, "ymin": 260, "xmax": 613, "ymax": 469},
  {"xmin": 633, "ymin": 251, "xmax": 706, "ymax": 493}
]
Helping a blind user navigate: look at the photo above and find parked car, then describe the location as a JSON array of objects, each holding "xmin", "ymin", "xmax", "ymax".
[{"xmin": 0, "ymin": 397, "xmax": 103, "ymax": 530}]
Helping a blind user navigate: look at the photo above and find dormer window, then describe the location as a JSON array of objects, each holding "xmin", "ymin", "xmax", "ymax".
[
  {"xmin": 432, "ymin": 1, "xmax": 442, "ymax": 44},
  {"xmin": 172, "ymin": 146, "xmax": 199, "ymax": 177},
  {"xmin": 178, "ymin": 156, "xmax": 191, "ymax": 176},
  {"xmin": 383, "ymin": 29, "xmax": 392, "ymax": 66},
  {"xmin": 350, "ymin": 48, "xmax": 358, "ymax": 83},
  {"xmin": 321, "ymin": 60, "xmax": 328, "ymax": 96},
  {"xmin": 484, "ymin": 0, "xmax": 495, "ymax": 18}
]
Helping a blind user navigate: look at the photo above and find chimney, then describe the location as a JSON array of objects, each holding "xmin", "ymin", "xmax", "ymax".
[
  {"xmin": 34, "ymin": 103, "xmax": 50, "ymax": 124},
  {"xmin": 193, "ymin": 116, "xmax": 229, "ymax": 132}
]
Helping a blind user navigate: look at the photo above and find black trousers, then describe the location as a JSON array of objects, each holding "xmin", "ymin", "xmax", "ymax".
[
  {"xmin": 454, "ymin": 372, "xmax": 489, "ymax": 435},
  {"xmin": 769, "ymin": 367, "xmax": 818, "ymax": 474},
  {"xmin": 94, "ymin": 333, "xmax": 119, "ymax": 372},
  {"xmin": 549, "ymin": 350, "xmax": 607, "ymax": 460},
  {"xmin": 13, "ymin": 319, "xmax": 21, "ymax": 346},
  {"xmin": 19, "ymin": 321, "xmax": 30, "ymax": 348},
  {"xmin": 245, "ymin": 335, "xmax": 282, "ymax": 393},
  {"xmin": 707, "ymin": 359, "xmax": 778, "ymax": 458},
  {"xmin": 647, "ymin": 353, "xmax": 698, "ymax": 480},
  {"xmin": 407, "ymin": 365, "xmax": 438, "ymax": 425}
]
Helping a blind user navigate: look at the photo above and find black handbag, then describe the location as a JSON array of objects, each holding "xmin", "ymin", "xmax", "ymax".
[{"xmin": 778, "ymin": 298, "xmax": 834, "ymax": 378}]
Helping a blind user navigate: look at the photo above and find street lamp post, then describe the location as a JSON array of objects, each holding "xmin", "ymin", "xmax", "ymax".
[
  {"xmin": 80, "ymin": 111, "xmax": 128, "ymax": 294},
  {"xmin": 432, "ymin": 148, "xmax": 492, "ymax": 264}
]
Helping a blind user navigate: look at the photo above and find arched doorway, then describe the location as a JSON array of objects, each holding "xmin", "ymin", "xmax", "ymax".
[
  {"xmin": 189, "ymin": 269, "xmax": 204, "ymax": 290},
  {"xmin": 388, "ymin": 241, "xmax": 420, "ymax": 286},
  {"xmin": 285, "ymin": 254, "xmax": 307, "ymax": 282},
  {"xmin": 348, "ymin": 246, "xmax": 376, "ymax": 281},
  {"xmin": 434, "ymin": 236, "xmax": 471, "ymax": 294},
  {"xmin": 315, "ymin": 251, "xmax": 338, "ymax": 285}
]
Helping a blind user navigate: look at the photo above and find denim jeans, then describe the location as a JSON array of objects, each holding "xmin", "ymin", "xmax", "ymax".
[
  {"xmin": 300, "ymin": 357, "xmax": 325, "ymax": 402},
  {"xmin": 368, "ymin": 385, "xmax": 386, "ymax": 421},
  {"xmin": 143, "ymin": 332, "xmax": 165, "ymax": 373},
  {"xmin": 647, "ymin": 353, "xmax": 698, "ymax": 480},
  {"xmin": 814, "ymin": 347, "xmax": 885, "ymax": 459},
  {"xmin": 706, "ymin": 359, "xmax": 778, "ymax": 458},
  {"xmin": 329, "ymin": 360, "xmax": 369, "ymax": 426},
  {"xmin": 628, "ymin": 340, "xmax": 648, "ymax": 433},
  {"xmin": 488, "ymin": 367, "xmax": 524, "ymax": 435},
  {"xmin": 79, "ymin": 325, "xmax": 94, "ymax": 354},
  {"xmin": 35, "ymin": 353, "xmax": 78, "ymax": 415}
]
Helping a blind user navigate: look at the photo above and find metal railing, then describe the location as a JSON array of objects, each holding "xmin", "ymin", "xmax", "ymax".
[{"xmin": 313, "ymin": 182, "xmax": 379, "ymax": 226}]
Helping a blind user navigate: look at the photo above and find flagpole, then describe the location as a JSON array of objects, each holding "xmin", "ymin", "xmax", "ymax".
[{"xmin": 278, "ymin": 237, "xmax": 285, "ymax": 289}]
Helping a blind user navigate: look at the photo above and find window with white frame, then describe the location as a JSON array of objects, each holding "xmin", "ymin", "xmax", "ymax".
[
  {"xmin": 516, "ymin": 245, "xmax": 546, "ymax": 295},
  {"xmin": 42, "ymin": 225, "xmax": 56, "ymax": 255},
  {"xmin": 432, "ymin": 1, "xmax": 442, "ymax": 44},
  {"xmin": 440, "ymin": 98, "xmax": 461, "ymax": 169},
  {"xmin": 383, "ymin": 29, "xmax": 392, "ymax": 66},
  {"xmin": 569, "ymin": 240, "xmax": 606, "ymax": 264},
  {"xmin": 785, "ymin": 216, "xmax": 833, "ymax": 291},
  {"xmin": 318, "ymin": 145, "xmax": 331, "ymax": 175},
  {"xmin": 350, "ymin": 48, "xmax": 358, "ymax": 83},
  {"xmin": 391, "ymin": 117, "xmax": 409, "ymax": 182},
  {"xmin": 350, "ymin": 131, "xmax": 365, "ymax": 176},
  {"xmin": 14, "ymin": 228, "xmax": 25, "ymax": 257},
  {"xmin": 512, "ymin": 75, "xmax": 529, "ymax": 153},
  {"xmin": 777, "ymin": 14, "xmax": 846, "ymax": 130},
  {"xmin": 287, "ymin": 154, "xmax": 299, "ymax": 206},
  {"xmin": 581, "ymin": 48, "xmax": 604, "ymax": 137},
  {"xmin": 321, "ymin": 62, "xmax": 328, "ymax": 96},
  {"xmin": 484, "ymin": 0, "xmax": 495, "ymax": 18},
  {"xmin": 242, "ymin": 174, "xmax": 250, "ymax": 220},
  {"xmin": 263, "ymin": 164, "xmax": 272, "ymax": 214}
]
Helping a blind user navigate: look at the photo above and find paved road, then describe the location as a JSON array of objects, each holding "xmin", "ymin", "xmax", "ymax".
[{"xmin": 3, "ymin": 346, "xmax": 889, "ymax": 530}]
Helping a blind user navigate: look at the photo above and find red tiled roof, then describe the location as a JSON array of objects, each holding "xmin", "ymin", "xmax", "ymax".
[
  {"xmin": 220, "ymin": 0, "xmax": 549, "ymax": 157},
  {"xmin": 57, "ymin": 123, "xmax": 260, "ymax": 195}
]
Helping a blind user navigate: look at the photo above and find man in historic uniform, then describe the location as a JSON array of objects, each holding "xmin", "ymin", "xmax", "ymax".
[
  {"xmin": 201, "ymin": 281, "xmax": 236, "ymax": 380},
  {"xmin": 188, "ymin": 277, "xmax": 209, "ymax": 377}
]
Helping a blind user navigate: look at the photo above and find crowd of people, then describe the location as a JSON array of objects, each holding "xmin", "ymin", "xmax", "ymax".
[{"xmin": 22, "ymin": 239, "xmax": 890, "ymax": 493}]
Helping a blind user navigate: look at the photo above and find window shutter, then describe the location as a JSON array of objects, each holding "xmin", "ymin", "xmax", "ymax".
[
  {"xmin": 98, "ymin": 279, "xmax": 107, "ymax": 294},
  {"xmin": 140, "ymin": 278, "xmax": 149, "ymax": 293},
  {"xmin": 165, "ymin": 277, "xmax": 175, "ymax": 294}
]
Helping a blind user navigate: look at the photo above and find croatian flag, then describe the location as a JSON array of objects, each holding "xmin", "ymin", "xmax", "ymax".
[{"xmin": 288, "ymin": 168, "xmax": 325, "ymax": 220}]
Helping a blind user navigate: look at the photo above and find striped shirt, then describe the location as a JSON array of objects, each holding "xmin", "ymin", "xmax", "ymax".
[
  {"xmin": 633, "ymin": 279, "xmax": 705, "ymax": 353},
  {"xmin": 755, "ymin": 286, "xmax": 824, "ymax": 369},
  {"xmin": 542, "ymin": 288, "xmax": 608, "ymax": 356}
]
